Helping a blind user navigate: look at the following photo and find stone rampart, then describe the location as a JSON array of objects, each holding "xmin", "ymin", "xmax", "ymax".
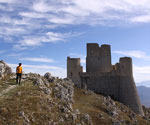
[{"xmin": 67, "ymin": 43, "xmax": 144, "ymax": 116}]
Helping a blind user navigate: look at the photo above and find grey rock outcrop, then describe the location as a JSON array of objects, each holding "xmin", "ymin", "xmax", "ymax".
[
  {"xmin": 44, "ymin": 72, "xmax": 56, "ymax": 82},
  {"xmin": 44, "ymin": 72, "xmax": 51, "ymax": 79},
  {"xmin": 33, "ymin": 78, "xmax": 44, "ymax": 86},
  {"xmin": 31, "ymin": 74, "xmax": 93, "ymax": 124},
  {"xmin": 0, "ymin": 60, "xmax": 12, "ymax": 79}
]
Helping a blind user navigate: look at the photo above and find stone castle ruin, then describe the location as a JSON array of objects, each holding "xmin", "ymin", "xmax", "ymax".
[{"xmin": 67, "ymin": 43, "xmax": 144, "ymax": 116}]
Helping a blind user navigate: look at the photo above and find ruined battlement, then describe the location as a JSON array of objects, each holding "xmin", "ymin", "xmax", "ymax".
[
  {"xmin": 87, "ymin": 43, "xmax": 111, "ymax": 57},
  {"xmin": 67, "ymin": 43, "xmax": 144, "ymax": 116},
  {"xmin": 67, "ymin": 57, "xmax": 83, "ymax": 84},
  {"xmin": 86, "ymin": 43, "xmax": 112, "ymax": 73},
  {"xmin": 67, "ymin": 57, "xmax": 81, "ymax": 66},
  {"xmin": 111, "ymin": 57, "xmax": 133, "ymax": 76}
]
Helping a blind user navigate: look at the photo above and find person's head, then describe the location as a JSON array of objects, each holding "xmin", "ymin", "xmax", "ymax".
[{"xmin": 19, "ymin": 63, "xmax": 22, "ymax": 66}]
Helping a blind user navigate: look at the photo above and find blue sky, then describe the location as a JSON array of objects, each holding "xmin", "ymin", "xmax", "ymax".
[{"xmin": 0, "ymin": 0, "xmax": 150, "ymax": 85}]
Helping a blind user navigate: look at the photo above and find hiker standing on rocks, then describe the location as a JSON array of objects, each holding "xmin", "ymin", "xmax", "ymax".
[{"xmin": 16, "ymin": 63, "xmax": 22, "ymax": 85}]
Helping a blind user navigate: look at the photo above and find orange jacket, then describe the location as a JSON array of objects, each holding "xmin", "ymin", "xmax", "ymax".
[{"xmin": 16, "ymin": 66, "xmax": 22, "ymax": 74}]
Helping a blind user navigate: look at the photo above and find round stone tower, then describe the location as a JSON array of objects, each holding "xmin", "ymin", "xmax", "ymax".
[
  {"xmin": 119, "ymin": 57, "xmax": 144, "ymax": 116},
  {"xmin": 67, "ymin": 57, "xmax": 83, "ymax": 85}
]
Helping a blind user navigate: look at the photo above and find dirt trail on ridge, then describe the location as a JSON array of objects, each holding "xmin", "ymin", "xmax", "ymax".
[{"xmin": 0, "ymin": 85, "xmax": 16, "ymax": 97}]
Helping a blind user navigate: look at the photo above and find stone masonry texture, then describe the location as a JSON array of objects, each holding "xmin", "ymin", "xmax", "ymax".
[{"xmin": 67, "ymin": 43, "xmax": 144, "ymax": 116}]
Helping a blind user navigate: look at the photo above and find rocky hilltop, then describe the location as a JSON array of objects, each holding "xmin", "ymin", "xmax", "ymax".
[
  {"xmin": 0, "ymin": 61, "xmax": 150, "ymax": 125},
  {"xmin": 0, "ymin": 60, "xmax": 12, "ymax": 79}
]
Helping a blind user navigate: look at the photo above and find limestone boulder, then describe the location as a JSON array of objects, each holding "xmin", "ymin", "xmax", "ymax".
[
  {"xmin": 33, "ymin": 78, "xmax": 44, "ymax": 86},
  {"xmin": 0, "ymin": 60, "xmax": 12, "ymax": 79},
  {"xmin": 80, "ymin": 114, "xmax": 93, "ymax": 125},
  {"xmin": 44, "ymin": 72, "xmax": 56, "ymax": 82},
  {"xmin": 44, "ymin": 72, "xmax": 51, "ymax": 79},
  {"xmin": 41, "ymin": 87, "xmax": 51, "ymax": 95}
]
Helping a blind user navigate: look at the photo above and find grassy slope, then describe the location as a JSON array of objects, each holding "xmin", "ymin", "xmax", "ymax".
[
  {"xmin": 0, "ymin": 80, "xmax": 61, "ymax": 125},
  {"xmin": 0, "ymin": 78, "xmax": 88, "ymax": 125},
  {"xmin": 73, "ymin": 88, "xmax": 149, "ymax": 125},
  {"xmin": 0, "ymin": 76, "xmax": 16, "ymax": 92},
  {"xmin": 0, "ymin": 78, "xmax": 149, "ymax": 125},
  {"xmin": 73, "ymin": 88, "xmax": 112, "ymax": 125}
]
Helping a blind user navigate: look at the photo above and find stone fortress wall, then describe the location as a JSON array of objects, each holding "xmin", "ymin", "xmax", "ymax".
[{"xmin": 67, "ymin": 43, "xmax": 144, "ymax": 116}]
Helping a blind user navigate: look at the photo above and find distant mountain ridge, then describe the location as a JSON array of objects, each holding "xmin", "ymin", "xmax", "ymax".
[
  {"xmin": 137, "ymin": 86, "xmax": 150, "ymax": 107},
  {"xmin": 136, "ymin": 81, "xmax": 150, "ymax": 87}
]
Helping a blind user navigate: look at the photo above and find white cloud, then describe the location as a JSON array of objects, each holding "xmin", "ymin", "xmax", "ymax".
[
  {"xmin": 0, "ymin": 15, "xmax": 37, "ymax": 27},
  {"xmin": 46, "ymin": 32, "xmax": 82, "ymax": 41},
  {"xmin": 73, "ymin": 0, "xmax": 125, "ymax": 13},
  {"xmin": 8, "ymin": 63, "xmax": 66, "ymax": 78},
  {"xmin": 48, "ymin": 16, "xmax": 75, "ymax": 25},
  {"xmin": 9, "ymin": 63, "xmax": 60, "ymax": 70},
  {"xmin": 19, "ymin": 57, "xmax": 55, "ymax": 63},
  {"xmin": 0, "ymin": 0, "xmax": 15, "ymax": 3},
  {"xmin": 113, "ymin": 50, "xmax": 150, "ymax": 60},
  {"xmin": 17, "ymin": 0, "xmax": 150, "ymax": 26},
  {"xmin": 19, "ymin": 12, "xmax": 49, "ymax": 19},
  {"xmin": 12, "ymin": 31, "xmax": 82, "ymax": 50},
  {"xmin": 20, "ymin": 38, "xmax": 42, "ymax": 46},
  {"xmin": 62, "ymin": 6, "xmax": 90, "ymax": 16},
  {"xmin": 130, "ymin": 15, "xmax": 150, "ymax": 23},
  {"xmin": 0, "ymin": 26, "xmax": 26, "ymax": 36},
  {"xmin": 13, "ymin": 45, "xmax": 27, "ymax": 50},
  {"xmin": 1, "ymin": 0, "xmax": 150, "ymax": 27},
  {"xmin": 133, "ymin": 65, "xmax": 150, "ymax": 83},
  {"xmin": 81, "ymin": 59, "xmax": 86, "ymax": 64},
  {"xmin": 124, "ymin": 0, "xmax": 150, "ymax": 6},
  {"xmin": 1, "ymin": 0, "xmax": 150, "ymax": 51},
  {"xmin": 32, "ymin": 0, "xmax": 58, "ymax": 13}
]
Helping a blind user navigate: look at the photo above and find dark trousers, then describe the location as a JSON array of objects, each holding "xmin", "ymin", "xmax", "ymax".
[{"xmin": 16, "ymin": 73, "xmax": 22, "ymax": 84}]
